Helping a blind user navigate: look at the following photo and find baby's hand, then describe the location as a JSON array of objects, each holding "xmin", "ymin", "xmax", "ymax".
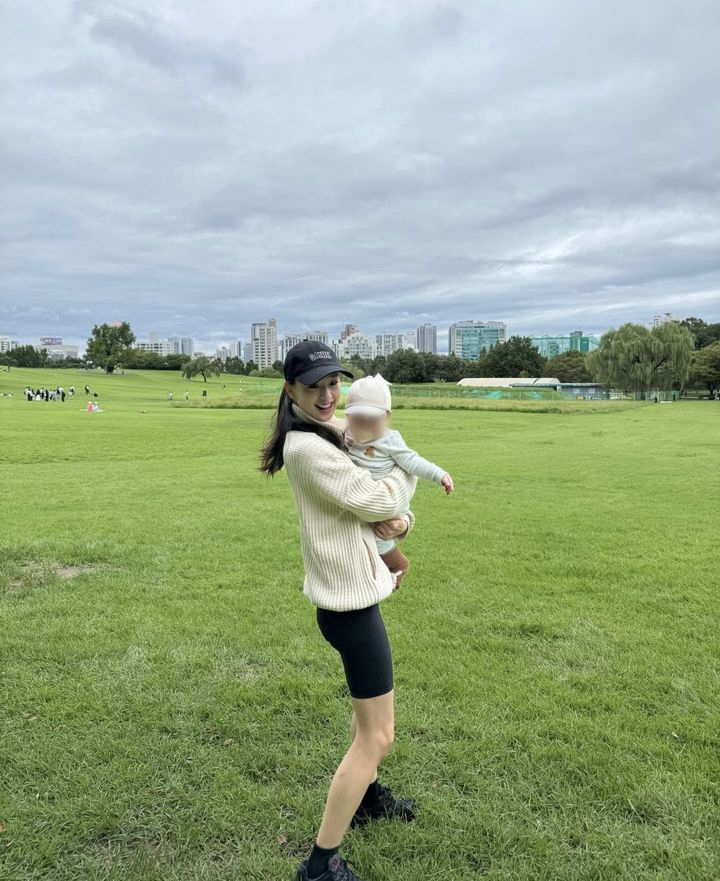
[{"xmin": 441, "ymin": 473, "xmax": 454, "ymax": 495}]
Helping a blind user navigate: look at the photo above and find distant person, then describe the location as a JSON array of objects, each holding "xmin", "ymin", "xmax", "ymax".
[
  {"xmin": 202, "ymin": 389, "xmax": 207, "ymax": 398},
  {"xmin": 69, "ymin": 385, "xmax": 75, "ymax": 397},
  {"xmin": 260, "ymin": 342, "xmax": 418, "ymax": 881},
  {"xmin": 84, "ymin": 384, "xmax": 90, "ymax": 395},
  {"xmin": 184, "ymin": 390, "xmax": 189, "ymax": 401},
  {"xmin": 168, "ymin": 391, "xmax": 173, "ymax": 401}
]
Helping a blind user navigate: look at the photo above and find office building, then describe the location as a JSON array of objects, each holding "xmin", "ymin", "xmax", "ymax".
[
  {"xmin": 530, "ymin": 331, "xmax": 600, "ymax": 358},
  {"xmin": 449, "ymin": 321, "xmax": 507, "ymax": 359},
  {"xmin": 38, "ymin": 337, "xmax": 79, "ymax": 360}
]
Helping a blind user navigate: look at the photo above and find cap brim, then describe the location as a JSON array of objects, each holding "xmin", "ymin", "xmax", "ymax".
[
  {"xmin": 296, "ymin": 364, "xmax": 354, "ymax": 385},
  {"xmin": 344, "ymin": 404, "xmax": 387, "ymax": 416}
]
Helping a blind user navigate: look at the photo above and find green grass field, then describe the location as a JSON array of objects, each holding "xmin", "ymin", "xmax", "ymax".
[{"xmin": 1, "ymin": 367, "xmax": 718, "ymax": 881}]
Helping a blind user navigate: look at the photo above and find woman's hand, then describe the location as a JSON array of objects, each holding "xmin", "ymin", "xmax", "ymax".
[{"xmin": 373, "ymin": 516, "xmax": 409, "ymax": 540}]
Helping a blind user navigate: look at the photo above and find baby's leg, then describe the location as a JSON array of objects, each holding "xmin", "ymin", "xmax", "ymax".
[{"xmin": 380, "ymin": 543, "xmax": 410, "ymax": 590}]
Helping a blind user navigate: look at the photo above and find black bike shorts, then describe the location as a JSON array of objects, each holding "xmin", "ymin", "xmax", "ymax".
[{"xmin": 316, "ymin": 602, "xmax": 393, "ymax": 699}]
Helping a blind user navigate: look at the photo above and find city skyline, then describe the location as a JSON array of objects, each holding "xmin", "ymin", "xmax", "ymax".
[
  {"xmin": 2, "ymin": 310, "xmax": 697, "ymax": 361},
  {"xmin": 2, "ymin": 3, "xmax": 719, "ymax": 355}
]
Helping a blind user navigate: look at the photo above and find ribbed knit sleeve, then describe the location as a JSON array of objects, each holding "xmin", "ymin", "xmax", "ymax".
[{"xmin": 287, "ymin": 435, "xmax": 416, "ymax": 521}]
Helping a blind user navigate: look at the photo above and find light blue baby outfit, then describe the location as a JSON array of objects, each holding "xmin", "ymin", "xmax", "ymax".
[{"xmin": 344, "ymin": 428, "xmax": 448, "ymax": 554}]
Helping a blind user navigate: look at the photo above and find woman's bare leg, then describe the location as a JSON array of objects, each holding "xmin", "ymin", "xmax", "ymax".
[
  {"xmin": 315, "ymin": 689, "xmax": 394, "ymax": 848},
  {"xmin": 350, "ymin": 710, "xmax": 377, "ymax": 784}
]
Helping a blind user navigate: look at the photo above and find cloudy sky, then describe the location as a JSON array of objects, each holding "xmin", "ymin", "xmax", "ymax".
[{"xmin": 2, "ymin": 0, "xmax": 719, "ymax": 353}]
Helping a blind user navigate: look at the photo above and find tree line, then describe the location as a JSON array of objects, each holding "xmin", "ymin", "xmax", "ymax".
[{"xmin": 2, "ymin": 317, "xmax": 719, "ymax": 397}]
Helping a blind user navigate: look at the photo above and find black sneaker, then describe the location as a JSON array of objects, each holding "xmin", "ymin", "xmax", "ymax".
[
  {"xmin": 295, "ymin": 852, "xmax": 367, "ymax": 881},
  {"xmin": 349, "ymin": 781, "xmax": 417, "ymax": 828}
]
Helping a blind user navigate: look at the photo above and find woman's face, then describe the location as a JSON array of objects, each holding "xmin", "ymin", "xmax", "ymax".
[{"xmin": 285, "ymin": 372, "xmax": 341, "ymax": 422}]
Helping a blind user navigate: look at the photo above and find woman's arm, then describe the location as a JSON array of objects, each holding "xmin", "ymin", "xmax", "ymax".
[{"xmin": 287, "ymin": 437, "xmax": 417, "ymax": 521}]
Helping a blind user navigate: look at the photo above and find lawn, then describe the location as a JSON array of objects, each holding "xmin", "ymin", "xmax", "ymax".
[{"xmin": 1, "ymin": 367, "xmax": 718, "ymax": 881}]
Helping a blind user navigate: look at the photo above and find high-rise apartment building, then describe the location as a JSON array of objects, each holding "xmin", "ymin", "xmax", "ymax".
[
  {"xmin": 251, "ymin": 318, "xmax": 278, "ymax": 369},
  {"xmin": 138, "ymin": 332, "xmax": 174, "ymax": 356},
  {"xmin": 375, "ymin": 333, "xmax": 407, "ymax": 357},
  {"xmin": 416, "ymin": 324, "xmax": 437, "ymax": 354},
  {"xmin": 404, "ymin": 330, "xmax": 417, "ymax": 350},
  {"xmin": 168, "ymin": 336, "xmax": 195, "ymax": 356},
  {"xmin": 305, "ymin": 330, "xmax": 329, "ymax": 345},
  {"xmin": 651, "ymin": 312, "xmax": 673, "ymax": 328},
  {"xmin": 279, "ymin": 330, "xmax": 330, "ymax": 360},
  {"xmin": 336, "ymin": 331, "xmax": 377, "ymax": 360},
  {"xmin": 279, "ymin": 333, "xmax": 304, "ymax": 361}
]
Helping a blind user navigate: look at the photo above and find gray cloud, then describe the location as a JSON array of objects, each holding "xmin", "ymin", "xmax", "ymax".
[{"xmin": 1, "ymin": 0, "xmax": 719, "ymax": 353}]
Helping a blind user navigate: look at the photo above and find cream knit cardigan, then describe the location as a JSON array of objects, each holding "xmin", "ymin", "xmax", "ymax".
[{"xmin": 283, "ymin": 402, "xmax": 417, "ymax": 611}]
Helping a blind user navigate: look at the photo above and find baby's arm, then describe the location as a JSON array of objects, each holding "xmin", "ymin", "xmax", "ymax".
[{"xmin": 384, "ymin": 430, "xmax": 453, "ymax": 492}]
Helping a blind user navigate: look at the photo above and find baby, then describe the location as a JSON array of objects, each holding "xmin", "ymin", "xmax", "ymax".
[{"xmin": 342, "ymin": 373, "xmax": 453, "ymax": 590}]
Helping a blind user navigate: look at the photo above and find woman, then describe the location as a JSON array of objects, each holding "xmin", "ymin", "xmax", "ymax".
[{"xmin": 260, "ymin": 341, "xmax": 419, "ymax": 881}]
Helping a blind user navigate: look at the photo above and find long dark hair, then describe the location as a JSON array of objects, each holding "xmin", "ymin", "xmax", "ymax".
[{"xmin": 259, "ymin": 385, "xmax": 343, "ymax": 476}]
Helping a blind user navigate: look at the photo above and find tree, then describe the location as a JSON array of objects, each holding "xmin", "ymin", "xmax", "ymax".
[
  {"xmin": 341, "ymin": 360, "xmax": 364, "ymax": 379},
  {"xmin": 182, "ymin": 356, "xmax": 220, "ymax": 382},
  {"xmin": 680, "ymin": 317, "xmax": 720, "ymax": 349},
  {"xmin": 545, "ymin": 350, "xmax": 592, "ymax": 383},
  {"xmin": 224, "ymin": 356, "xmax": 245, "ymax": 375},
  {"xmin": 243, "ymin": 360, "xmax": 258, "ymax": 375},
  {"xmin": 482, "ymin": 336, "xmax": 546, "ymax": 377},
  {"xmin": 272, "ymin": 360, "xmax": 284, "ymax": 373},
  {"xmin": 689, "ymin": 341, "xmax": 720, "ymax": 397},
  {"xmin": 430, "ymin": 354, "xmax": 468, "ymax": 382},
  {"xmin": 586, "ymin": 321, "xmax": 694, "ymax": 393},
  {"xmin": 86, "ymin": 322, "xmax": 135, "ymax": 373},
  {"xmin": 382, "ymin": 349, "xmax": 431, "ymax": 383},
  {"xmin": 3, "ymin": 345, "xmax": 49, "ymax": 368},
  {"xmin": 369, "ymin": 354, "xmax": 388, "ymax": 375},
  {"xmin": 164, "ymin": 353, "xmax": 191, "ymax": 372}
]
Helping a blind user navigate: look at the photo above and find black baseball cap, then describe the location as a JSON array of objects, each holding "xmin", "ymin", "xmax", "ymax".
[{"xmin": 283, "ymin": 340, "xmax": 354, "ymax": 385}]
